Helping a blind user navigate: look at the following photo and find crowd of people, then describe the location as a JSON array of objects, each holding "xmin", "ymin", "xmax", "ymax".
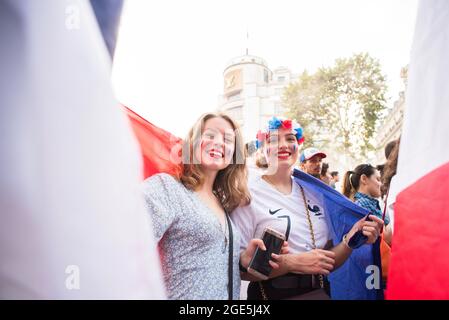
[
  {"xmin": 0, "ymin": 1, "xmax": 401, "ymax": 300},
  {"xmin": 4, "ymin": 0, "xmax": 448, "ymax": 301},
  {"xmin": 143, "ymin": 113, "xmax": 396, "ymax": 300}
]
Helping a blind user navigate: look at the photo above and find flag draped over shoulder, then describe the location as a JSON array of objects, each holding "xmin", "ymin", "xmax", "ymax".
[
  {"xmin": 292, "ymin": 169, "xmax": 383, "ymax": 300},
  {"xmin": 124, "ymin": 106, "xmax": 183, "ymax": 179},
  {"xmin": 386, "ymin": 0, "xmax": 449, "ymax": 299}
]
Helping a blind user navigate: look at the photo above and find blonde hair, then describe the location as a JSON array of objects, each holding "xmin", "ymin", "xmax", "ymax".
[{"xmin": 180, "ymin": 112, "xmax": 250, "ymax": 212}]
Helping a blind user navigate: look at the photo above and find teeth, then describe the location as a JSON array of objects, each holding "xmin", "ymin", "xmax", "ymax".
[{"xmin": 209, "ymin": 150, "xmax": 223, "ymax": 158}]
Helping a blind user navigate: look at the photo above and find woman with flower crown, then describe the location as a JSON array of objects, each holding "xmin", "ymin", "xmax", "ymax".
[
  {"xmin": 231, "ymin": 116, "xmax": 384, "ymax": 300},
  {"xmin": 142, "ymin": 112, "xmax": 287, "ymax": 300}
]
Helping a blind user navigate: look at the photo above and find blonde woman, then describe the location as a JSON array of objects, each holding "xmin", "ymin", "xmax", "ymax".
[{"xmin": 142, "ymin": 113, "xmax": 283, "ymax": 300}]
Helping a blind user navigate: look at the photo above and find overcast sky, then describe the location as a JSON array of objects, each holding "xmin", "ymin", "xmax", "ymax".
[{"xmin": 112, "ymin": 0, "xmax": 418, "ymax": 138}]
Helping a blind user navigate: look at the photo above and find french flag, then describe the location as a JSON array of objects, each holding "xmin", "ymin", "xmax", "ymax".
[
  {"xmin": 125, "ymin": 106, "xmax": 183, "ymax": 179},
  {"xmin": 386, "ymin": 0, "xmax": 449, "ymax": 299}
]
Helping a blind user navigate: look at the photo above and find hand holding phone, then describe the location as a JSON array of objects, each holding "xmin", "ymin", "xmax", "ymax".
[
  {"xmin": 247, "ymin": 227, "xmax": 285, "ymax": 280},
  {"xmin": 347, "ymin": 214, "xmax": 372, "ymax": 249}
]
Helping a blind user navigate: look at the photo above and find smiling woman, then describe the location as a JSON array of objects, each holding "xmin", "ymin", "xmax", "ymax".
[
  {"xmin": 180, "ymin": 113, "xmax": 246, "ymax": 213},
  {"xmin": 142, "ymin": 112, "xmax": 282, "ymax": 300},
  {"xmin": 231, "ymin": 116, "xmax": 384, "ymax": 300}
]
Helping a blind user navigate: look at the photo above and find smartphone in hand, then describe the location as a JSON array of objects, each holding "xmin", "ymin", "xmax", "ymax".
[
  {"xmin": 247, "ymin": 227, "xmax": 285, "ymax": 280},
  {"xmin": 348, "ymin": 214, "xmax": 372, "ymax": 249}
]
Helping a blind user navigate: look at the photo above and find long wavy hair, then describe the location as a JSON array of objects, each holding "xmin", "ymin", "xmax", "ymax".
[{"xmin": 179, "ymin": 112, "xmax": 250, "ymax": 212}]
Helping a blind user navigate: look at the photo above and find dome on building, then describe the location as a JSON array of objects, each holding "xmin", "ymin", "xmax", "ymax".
[{"xmin": 223, "ymin": 54, "xmax": 269, "ymax": 74}]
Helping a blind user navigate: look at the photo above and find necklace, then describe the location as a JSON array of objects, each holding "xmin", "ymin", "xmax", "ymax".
[{"xmin": 299, "ymin": 184, "xmax": 325, "ymax": 289}]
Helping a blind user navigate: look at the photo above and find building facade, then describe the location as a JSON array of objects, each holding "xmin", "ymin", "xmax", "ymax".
[
  {"xmin": 217, "ymin": 54, "xmax": 298, "ymax": 143},
  {"xmin": 373, "ymin": 66, "xmax": 408, "ymax": 164}
]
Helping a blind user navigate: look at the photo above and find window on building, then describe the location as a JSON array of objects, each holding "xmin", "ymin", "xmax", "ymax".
[
  {"xmin": 277, "ymin": 76, "xmax": 285, "ymax": 83},
  {"xmin": 264, "ymin": 69, "xmax": 269, "ymax": 83}
]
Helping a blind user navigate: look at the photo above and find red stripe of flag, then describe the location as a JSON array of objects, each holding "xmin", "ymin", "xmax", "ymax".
[
  {"xmin": 124, "ymin": 106, "xmax": 182, "ymax": 179},
  {"xmin": 387, "ymin": 161, "xmax": 449, "ymax": 299}
]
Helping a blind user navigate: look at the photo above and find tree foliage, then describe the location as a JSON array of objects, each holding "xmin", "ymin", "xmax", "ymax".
[{"xmin": 284, "ymin": 53, "xmax": 387, "ymax": 162}]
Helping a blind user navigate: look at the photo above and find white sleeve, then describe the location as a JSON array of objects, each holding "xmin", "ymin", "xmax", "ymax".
[{"xmin": 231, "ymin": 204, "xmax": 257, "ymax": 253}]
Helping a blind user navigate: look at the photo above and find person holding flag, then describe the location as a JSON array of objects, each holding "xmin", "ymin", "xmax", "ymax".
[
  {"xmin": 231, "ymin": 116, "xmax": 384, "ymax": 300},
  {"xmin": 342, "ymin": 164, "xmax": 393, "ymax": 289}
]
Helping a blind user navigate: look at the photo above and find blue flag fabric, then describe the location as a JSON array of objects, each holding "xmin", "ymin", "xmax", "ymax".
[
  {"xmin": 90, "ymin": 0, "xmax": 124, "ymax": 59},
  {"xmin": 292, "ymin": 169, "xmax": 383, "ymax": 300}
]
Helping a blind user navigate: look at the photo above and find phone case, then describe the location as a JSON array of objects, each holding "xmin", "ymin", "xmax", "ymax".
[{"xmin": 247, "ymin": 227, "xmax": 285, "ymax": 280}]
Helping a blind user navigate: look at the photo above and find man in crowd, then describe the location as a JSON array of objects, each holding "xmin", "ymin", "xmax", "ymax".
[
  {"xmin": 300, "ymin": 147, "xmax": 327, "ymax": 179},
  {"xmin": 330, "ymin": 171, "xmax": 339, "ymax": 189}
]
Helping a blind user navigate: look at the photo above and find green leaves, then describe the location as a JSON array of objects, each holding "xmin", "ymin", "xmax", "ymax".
[{"xmin": 283, "ymin": 53, "xmax": 387, "ymax": 162}]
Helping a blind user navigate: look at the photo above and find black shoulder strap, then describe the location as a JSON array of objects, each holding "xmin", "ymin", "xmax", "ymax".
[{"xmin": 225, "ymin": 212, "xmax": 233, "ymax": 300}]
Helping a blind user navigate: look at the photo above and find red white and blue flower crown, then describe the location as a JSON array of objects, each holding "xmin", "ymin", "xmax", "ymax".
[{"xmin": 255, "ymin": 116, "xmax": 304, "ymax": 148}]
